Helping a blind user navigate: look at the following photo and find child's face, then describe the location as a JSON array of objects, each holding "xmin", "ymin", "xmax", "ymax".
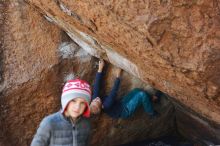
[{"xmin": 66, "ymin": 97, "xmax": 87, "ymax": 119}]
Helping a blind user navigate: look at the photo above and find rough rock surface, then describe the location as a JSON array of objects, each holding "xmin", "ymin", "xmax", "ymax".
[
  {"xmin": 0, "ymin": 0, "xmax": 220, "ymax": 145},
  {"xmin": 0, "ymin": 0, "xmax": 62, "ymax": 145},
  {"xmin": 0, "ymin": 1, "xmax": 175, "ymax": 146},
  {"xmin": 176, "ymin": 106, "xmax": 220, "ymax": 145},
  {"xmin": 24, "ymin": 0, "xmax": 220, "ymax": 143},
  {"xmin": 24, "ymin": 0, "xmax": 220, "ymax": 125}
]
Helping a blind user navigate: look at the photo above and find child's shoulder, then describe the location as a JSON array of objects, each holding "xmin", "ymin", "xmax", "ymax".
[
  {"xmin": 37, "ymin": 112, "xmax": 65, "ymax": 132},
  {"xmin": 41, "ymin": 112, "xmax": 62, "ymax": 125}
]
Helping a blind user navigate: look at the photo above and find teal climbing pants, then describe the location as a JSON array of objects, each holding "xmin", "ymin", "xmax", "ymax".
[{"xmin": 120, "ymin": 88, "xmax": 154, "ymax": 118}]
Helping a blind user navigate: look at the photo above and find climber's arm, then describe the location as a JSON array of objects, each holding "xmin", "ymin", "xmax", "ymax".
[
  {"xmin": 102, "ymin": 68, "xmax": 122, "ymax": 110},
  {"xmin": 92, "ymin": 59, "xmax": 104, "ymax": 100}
]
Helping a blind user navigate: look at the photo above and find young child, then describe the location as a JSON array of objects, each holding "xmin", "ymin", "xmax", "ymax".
[
  {"xmin": 90, "ymin": 60, "xmax": 161, "ymax": 119},
  {"xmin": 31, "ymin": 79, "xmax": 92, "ymax": 146}
]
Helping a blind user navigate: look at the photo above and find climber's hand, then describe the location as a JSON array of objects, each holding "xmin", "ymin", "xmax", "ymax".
[
  {"xmin": 98, "ymin": 59, "xmax": 105, "ymax": 72},
  {"xmin": 116, "ymin": 68, "xmax": 122, "ymax": 78}
]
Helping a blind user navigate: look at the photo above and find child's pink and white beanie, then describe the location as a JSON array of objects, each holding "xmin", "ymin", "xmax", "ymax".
[{"xmin": 61, "ymin": 79, "xmax": 92, "ymax": 117}]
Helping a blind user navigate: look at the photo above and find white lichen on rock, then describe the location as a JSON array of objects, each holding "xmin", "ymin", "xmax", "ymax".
[
  {"xmin": 67, "ymin": 31, "xmax": 102, "ymax": 58},
  {"xmin": 58, "ymin": 42, "xmax": 78, "ymax": 59}
]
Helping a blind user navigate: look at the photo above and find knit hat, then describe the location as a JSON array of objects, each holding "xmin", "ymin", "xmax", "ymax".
[{"xmin": 61, "ymin": 79, "xmax": 92, "ymax": 118}]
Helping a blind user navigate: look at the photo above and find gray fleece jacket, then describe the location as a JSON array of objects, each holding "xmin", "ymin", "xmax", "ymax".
[{"xmin": 31, "ymin": 112, "xmax": 91, "ymax": 146}]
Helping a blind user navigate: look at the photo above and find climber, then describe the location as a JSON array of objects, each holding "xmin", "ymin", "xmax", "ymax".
[
  {"xmin": 31, "ymin": 79, "xmax": 92, "ymax": 146},
  {"xmin": 90, "ymin": 59, "xmax": 162, "ymax": 119}
]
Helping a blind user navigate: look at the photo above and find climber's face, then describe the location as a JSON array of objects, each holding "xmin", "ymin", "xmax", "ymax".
[{"xmin": 90, "ymin": 97, "xmax": 102, "ymax": 114}]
